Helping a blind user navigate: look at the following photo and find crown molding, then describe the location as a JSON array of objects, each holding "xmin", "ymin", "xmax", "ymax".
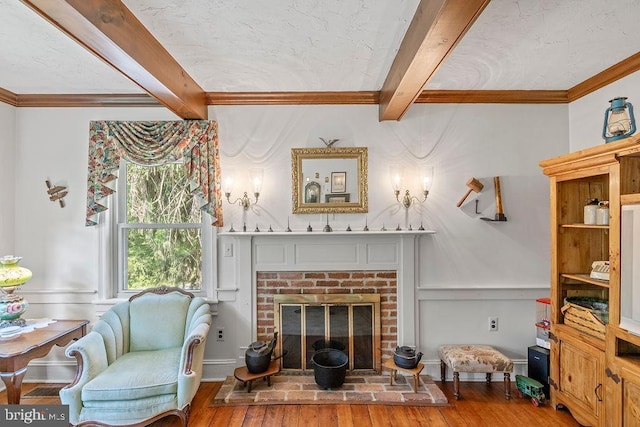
[
  {"xmin": 0, "ymin": 87, "xmax": 18, "ymax": 106},
  {"xmin": 206, "ymin": 91, "xmax": 379, "ymax": 105},
  {"xmin": 415, "ymin": 90, "xmax": 568, "ymax": 104},
  {"xmin": 568, "ymin": 52, "xmax": 640, "ymax": 102},
  {"xmin": 16, "ymin": 93, "xmax": 159, "ymax": 108}
]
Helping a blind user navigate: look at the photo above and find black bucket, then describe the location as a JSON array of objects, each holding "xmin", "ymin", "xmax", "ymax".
[{"xmin": 311, "ymin": 348, "xmax": 348, "ymax": 390}]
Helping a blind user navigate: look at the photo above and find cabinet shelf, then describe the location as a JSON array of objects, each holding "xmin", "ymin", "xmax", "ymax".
[
  {"xmin": 560, "ymin": 223, "xmax": 609, "ymax": 230},
  {"xmin": 621, "ymin": 193, "xmax": 640, "ymax": 205},
  {"xmin": 560, "ymin": 273, "xmax": 610, "ymax": 288}
]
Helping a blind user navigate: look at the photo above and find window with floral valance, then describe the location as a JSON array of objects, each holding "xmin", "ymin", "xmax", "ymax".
[{"xmin": 86, "ymin": 120, "xmax": 223, "ymax": 227}]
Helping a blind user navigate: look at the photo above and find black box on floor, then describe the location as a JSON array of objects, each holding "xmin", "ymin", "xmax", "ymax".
[{"xmin": 528, "ymin": 345, "xmax": 550, "ymax": 398}]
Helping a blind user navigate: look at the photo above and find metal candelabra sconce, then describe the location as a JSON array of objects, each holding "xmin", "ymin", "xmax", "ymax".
[
  {"xmin": 223, "ymin": 168, "xmax": 264, "ymax": 211},
  {"xmin": 390, "ymin": 165, "xmax": 434, "ymax": 209}
]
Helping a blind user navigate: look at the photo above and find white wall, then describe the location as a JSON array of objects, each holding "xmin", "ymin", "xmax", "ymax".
[
  {"xmin": 0, "ymin": 102, "xmax": 16, "ymax": 255},
  {"xmin": 6, "ymin": 102, "xmax": 568, "ymax": 383},
  {"xmin": 569, "ymin": 70, "xmax": 640, "ymax": 151}
]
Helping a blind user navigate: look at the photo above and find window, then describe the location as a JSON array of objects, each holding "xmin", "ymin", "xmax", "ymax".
[{"xmin": 106, "ymin": 160, "xmax": 213, "ymax": 299}]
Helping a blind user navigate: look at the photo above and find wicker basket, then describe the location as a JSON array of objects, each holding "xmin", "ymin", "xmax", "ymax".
[{"xmin": 561, "ymin": 302, "xmax": 606, "ymax": 338}]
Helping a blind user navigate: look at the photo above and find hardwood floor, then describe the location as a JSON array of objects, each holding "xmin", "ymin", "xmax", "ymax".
[{"xmin": 6, "ymin": 381, "xmax": 581, "ymax": 426}]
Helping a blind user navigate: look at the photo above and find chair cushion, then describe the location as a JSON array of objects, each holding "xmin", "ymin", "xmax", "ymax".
[
  {"xmin": 439, "ymin": 344, "xmax": 513, "ymax": 373},
  {"xmin": 130, "ymin": 292, "xmax": 190, "ymax": 351},
  {"xmin": 79, "ymin": 394, "xmax": 178, "ymax": 425},
  {"xmin": 81, "ymin": 347, "xmax": 181, "ymax": 401}
]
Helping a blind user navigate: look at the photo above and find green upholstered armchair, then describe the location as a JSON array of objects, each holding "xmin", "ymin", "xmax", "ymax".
[{"xmin": 60, "ymin": 287, "xmax": 211, "ymax": 426}]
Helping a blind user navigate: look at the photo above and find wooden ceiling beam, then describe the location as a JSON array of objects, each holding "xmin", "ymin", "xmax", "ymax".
[
  {"xmin": 20, "ymin": 0, "xmax": 207, "ymax": 119},
  {"xmin": 378, "ymin": 0, "xmax": 490, "ymax": 121}
]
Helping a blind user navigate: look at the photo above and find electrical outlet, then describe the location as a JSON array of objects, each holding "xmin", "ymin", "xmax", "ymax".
[
  {"xmin": 216, "ymin": 327, "xmax": 224, "ymax": 341},
  {"xmin": 488, "ymin": 317, "xmax": 498, "ymax": 331}
]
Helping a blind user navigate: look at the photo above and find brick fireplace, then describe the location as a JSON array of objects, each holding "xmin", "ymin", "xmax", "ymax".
[{"xmin": 216, "ymin": 230, "xmax": 434, "ymax": 370}]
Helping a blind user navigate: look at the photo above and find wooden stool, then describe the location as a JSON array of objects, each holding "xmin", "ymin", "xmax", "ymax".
[
  {"xmin": 384, "ymin": 358, "xmax": 424, "ymax": 393},
  {"xmin": 439, "ymin": 344, "xmax": 513, "ymax": 400},
  {"xmin": 233, "ymin": 360, "xmax": 280, "ymax": 393}
]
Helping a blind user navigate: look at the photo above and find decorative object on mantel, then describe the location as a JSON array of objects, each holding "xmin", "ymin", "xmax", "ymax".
[
  {"xmin": 323, "ymin": 216, "xmax": 333, "ymax": 232},
  {"xmin": 45, "ymin": 180, "xmax": 67, "ymax": 208},
  {"xmin": 480, "ymin": 177, "xmax": 508, "ymax": 222},
  {"xmin": 285, "ymin": 218, "xmax": 292, "ymax": 232},
  {"xmin": 223, "ymin": 168, "xmax": 264, "ymax": 210},
  {"xmin": 0, "ymin": 256, "xmax": 32, "ymax": 328},
  {"xmin": 228, "ymin": 223, "xmax": 235, "ymax": 232},
  {"xmin": 396, "ymin": 224, "xmax": 401, "ymax": 231},
  {"xmin": 307, "ymin": 223, "xmax": 313, "ymax": 232},
  {"xmin": 346, "ymin": 224, "xmax": 351, "ymax": 231},
  {"xmin": 243, "ymin": 223, "xmax": 247, "ymax": 232},
  {"xmin": 380, "ymin": 224, "xmax": 387, "ymax": 231},
  {"xmin": 363, "ymin": 217, "xmax": 369, "ymax": 231},
  {"xmin": 603, "ymin": 97, "xmax": 636, "ymax": 142},
  {"xmin": 390, "ymin": 165, "xmax": 434, "ymax": 209},
  {"xmin": 319, "ymin": 137, "xmax": 339, "ymax": 147},
  {"xmin": 457, "ymin": 177, "xmax": 484, "ymax": 207},
  {"xmin": 254, "ymin": 224, "xmax": 260, "ymax": 232},
  {"xmin": 419, "ymin": 222, "xmax": 425, "ymax": 231},
  {"xmin": 268, "ymin": 225, "xmax": 273, "ymax": 232}
]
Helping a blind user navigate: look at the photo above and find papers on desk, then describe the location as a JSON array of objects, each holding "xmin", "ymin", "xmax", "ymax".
[
  {"xmin": 0, "ymin": 326, "xmax": 22, "ymax": 341},
  {"xmin": 0, "ymin": 319, "xmax": 57, "ymax": 340}
]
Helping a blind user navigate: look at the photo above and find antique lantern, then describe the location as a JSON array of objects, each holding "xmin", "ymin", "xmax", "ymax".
[{"xmin": 603, "ymin": 97, "xmax": 636, "ymax": 142}]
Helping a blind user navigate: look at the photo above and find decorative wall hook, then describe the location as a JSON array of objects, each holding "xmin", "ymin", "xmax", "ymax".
[{"xmin": 45, "ymin": 180, "xmax": 67, "ymax": 208}]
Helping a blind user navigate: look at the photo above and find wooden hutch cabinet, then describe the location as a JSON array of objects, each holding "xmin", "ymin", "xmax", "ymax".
[{"xmin": 540, "ymin": 135, "xmax": 640, "ymax": 427}]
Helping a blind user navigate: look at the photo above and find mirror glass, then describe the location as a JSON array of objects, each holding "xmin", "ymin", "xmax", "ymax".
[{"xmin": 292, "ymin": 147, "xmax": 368, "ymax": 214}]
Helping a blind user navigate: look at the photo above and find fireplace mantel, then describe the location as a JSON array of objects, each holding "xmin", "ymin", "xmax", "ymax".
[{"xmin": 217, "ymin": 229, "xmax": 435, "ymax": 347}]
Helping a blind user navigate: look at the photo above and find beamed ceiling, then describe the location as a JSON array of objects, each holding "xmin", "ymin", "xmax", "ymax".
[{"xmin": 1, "ymin": 0, "xmax": 640, "ymax": 121}]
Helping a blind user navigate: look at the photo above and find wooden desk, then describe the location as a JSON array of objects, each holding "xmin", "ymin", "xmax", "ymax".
[{"xmin": 0, "ymin": 319, "xmax": 89, "ymax": 404}]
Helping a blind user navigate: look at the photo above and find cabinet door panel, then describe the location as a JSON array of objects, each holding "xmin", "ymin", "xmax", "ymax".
[
  {"xmin": 559, "ymin": 340, "xmax": 600, "ymax": 414},
  {"xmin": 623, "ymin": 374, "xmax": 640, "ymax": 426}
]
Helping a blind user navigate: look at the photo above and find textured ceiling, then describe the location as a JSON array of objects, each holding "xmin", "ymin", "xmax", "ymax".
[{"xmin": 1, "ymin": 0, "xmax": 640, "ymax": 95}]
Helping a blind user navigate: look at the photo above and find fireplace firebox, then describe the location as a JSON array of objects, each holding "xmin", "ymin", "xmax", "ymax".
[{"xmin": 274, "ymin": 294, "xmax": 381, "ymax": 373}]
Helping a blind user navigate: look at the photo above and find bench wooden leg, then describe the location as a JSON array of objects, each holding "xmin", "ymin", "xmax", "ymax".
[
  {"xmin": 453, "ymin": 372, "xmax": 460, "ymax": 400},
  {"xmin": 486, "ymin": 373, "xmax": 492, "ymax": 384},
  {"xmin": 504, "ymin": 373, "xmax": 511, "ymax": 399},
  {"xmin": 440, "ymin": 360, "xmax": 446, "ymax": 382},
  {"xmin": 413, "ymin": 374, "xmax": 419, "ymax": 393}
]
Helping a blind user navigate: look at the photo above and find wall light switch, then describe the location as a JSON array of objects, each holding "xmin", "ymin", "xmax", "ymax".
[{"xmin": 223, "ymin": 243, "xmax": 233, "ymax": 257}]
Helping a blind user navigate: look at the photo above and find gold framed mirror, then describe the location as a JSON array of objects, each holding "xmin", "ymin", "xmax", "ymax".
[{"xmin": 291, "ymin": 147, "xmax": 368, "ymax": 214}]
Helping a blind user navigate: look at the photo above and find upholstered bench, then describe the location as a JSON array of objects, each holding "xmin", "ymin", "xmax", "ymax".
[{"xmin": 439, "ymin": 344, "xmax": 513, "ymax": 400}]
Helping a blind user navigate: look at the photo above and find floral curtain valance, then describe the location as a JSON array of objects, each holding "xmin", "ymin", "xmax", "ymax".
[{"xmin": 86, "ymin": 120, "xmax": 223, "ymax": 227}]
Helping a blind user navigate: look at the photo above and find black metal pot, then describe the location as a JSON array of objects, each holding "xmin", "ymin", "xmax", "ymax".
[
  {"xmin": 310, "ymin": 348, "xmax": 348, "ymax": 390},
  {"xmin": 311, "ymin": 339, "xmax": 346, "ymax": 352},
  {"xmin": 245, "ymin": 332, "xmax": 278, "ymax": 374},
  {"xmin": 393, "ymin": 346, "xmax": 423, "ymax": 369}
]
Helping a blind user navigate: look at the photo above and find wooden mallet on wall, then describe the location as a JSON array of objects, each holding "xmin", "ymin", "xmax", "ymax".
[{"xmin": 456, "ymin": 177, "xmax": 484, "ymax": 207}]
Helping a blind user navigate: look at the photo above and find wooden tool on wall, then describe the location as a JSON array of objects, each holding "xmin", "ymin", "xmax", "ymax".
[
  {"xmin": 456, "ymin": 177, "xmax": 484, "ymax": 207},
  {"xmin": 46, "ymin": 180, "xmax": 67, "ymax": 208},
  {"xmin": 480, "ymin": 176, "xmax": 507, "ymax": 222}
]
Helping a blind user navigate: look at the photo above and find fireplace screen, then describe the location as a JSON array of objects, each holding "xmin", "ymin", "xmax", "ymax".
[{"xmin": 274, "ymin": 294, "xmax": 381, "ymax": 373}]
